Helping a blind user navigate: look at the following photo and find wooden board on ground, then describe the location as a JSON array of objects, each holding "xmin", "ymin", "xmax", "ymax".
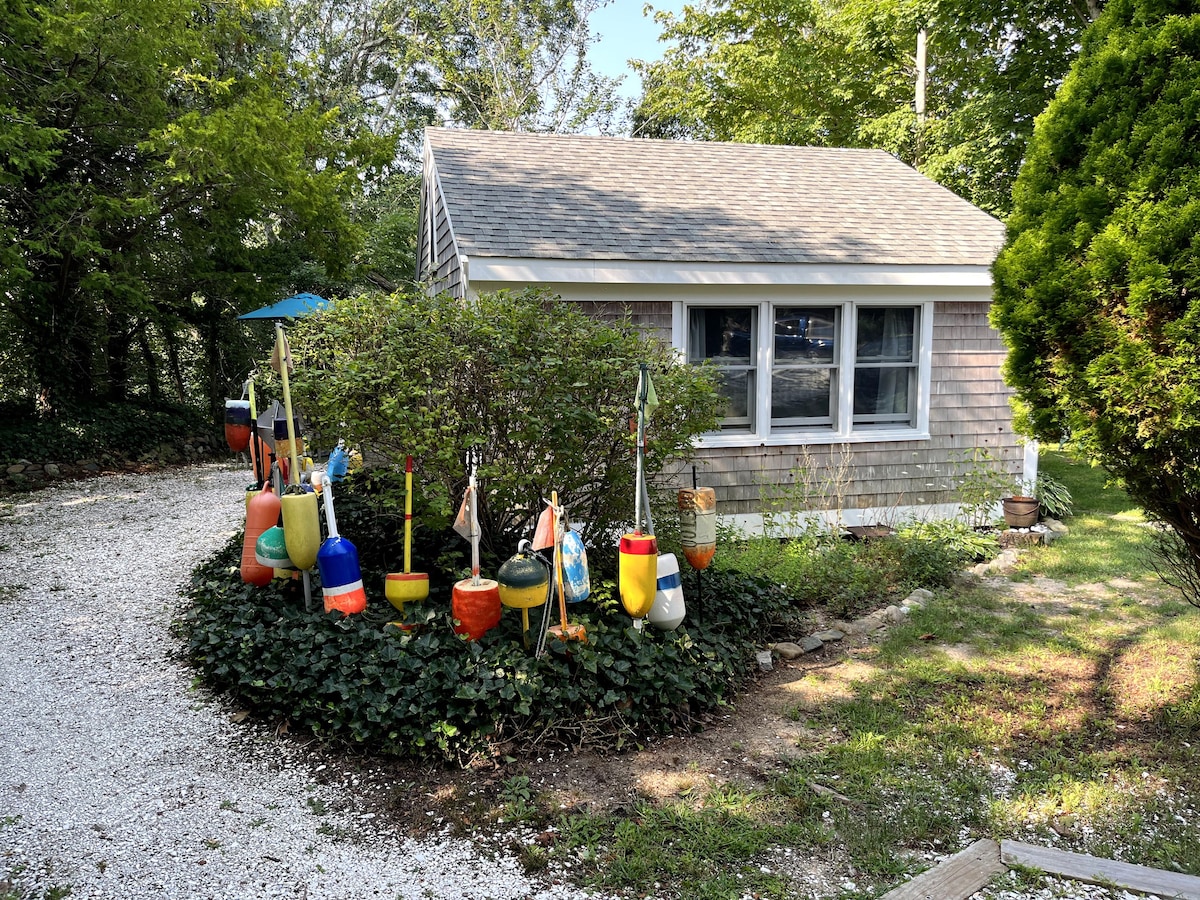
[
  {"xmin": 1002, "ymin": 840, "xmax": 1200, "ymax": 900},
  {"xmin": 879, "ymin": 838, "xmax": 1004, "ymax": 900}
]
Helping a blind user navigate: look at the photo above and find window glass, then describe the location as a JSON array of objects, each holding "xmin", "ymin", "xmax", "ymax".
[
  {"xmin": 774, "ymin": 307, "xmax": 836, "ymax": 363},
  {"xmin": 772, "ymin": 369, "xmax": 833, "ymax": 419},
  {"xmin": 854, "ymin": 307, "xmax": 917, "ymax": 425},
  {"xmin": 771, "ymin": 306, "xmax": 837, "ymax": 425},
  {"xmin": 856, "ymin": 308, "xmax": 914, "ymax": 363},
  {"xmin": 689, "ymin": 307, "xmax": 755, "ymax": 429}
]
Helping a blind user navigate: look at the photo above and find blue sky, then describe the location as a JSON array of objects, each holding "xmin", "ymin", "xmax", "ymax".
[{"xmin": 587, "ymin": 0, "xmax": 687, "ymax": 100}]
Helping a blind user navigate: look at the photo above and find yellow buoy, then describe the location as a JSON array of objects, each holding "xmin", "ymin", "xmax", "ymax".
[
  {"xmin": 498, "ymin": 551, "xmax": 549, "ymax": 640},
  {"xmin": 385, "ymin": 572, "xmax": 430, "ymax": 613},
  {"xmin": 618, "ymin": 533, "xmax": 658, "ymax": 619},
  {"xmin": 280, "ymin": 490, "xmax": 320, "ymax": 570}
]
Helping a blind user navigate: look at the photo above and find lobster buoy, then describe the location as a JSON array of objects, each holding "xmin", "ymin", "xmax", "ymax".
[
  {"xmin": 255, "ymin": 525, "xmax": 293, "ymax": 570},
  {"xmin": 678, "ymin": 487, "xmax": 717, "ymax": 570},
  {"xmin": 318, "ymin": 538, "xmax": 366, "ymax": 615},
  {"xmin": 225, "ymin": 399, "xmax": 252, "ymax": 452},
  {"xmin": 452, "ymin": 578, "xmax": 501, "ymax": 641},
  {"xmin": 498, "ymin": 551, "xmax": 549, "ymax": 636},
  {"xmin": 385, "ymin": 572, "xmax": 429, "ymax": 613},
  {"xmin": 561, "ymin": 529, "xmax": 590, "ymax": 603},
  {"xmin": 314, "ymin": 475, "xmax": 365, "ymax": 615},
  {"xmin": 273, "ymin": 415, "xmax": 304, "ymax": 465},
  {"xmin": 280, "ymin": 490, "xmax": 319, "ymax": 570},
  {"xmin": 326, "ymin": 443, "xmax": 349, "ymax": 481},
  {"xmin": 240, "ymin": 486, "xmax": 279, "ymax": 587},
  {"xmin": 618, "ymin": 533, "xmax": 658, "ymax": 619},
  {"xmin": 648, "ymin": 553, "xmax": 686, "ymax": 631}
]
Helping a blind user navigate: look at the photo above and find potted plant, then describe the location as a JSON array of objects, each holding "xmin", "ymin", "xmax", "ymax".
[{"xmin": 1001, "ymin": 481, "xmax": 1040, "ymax": 529}]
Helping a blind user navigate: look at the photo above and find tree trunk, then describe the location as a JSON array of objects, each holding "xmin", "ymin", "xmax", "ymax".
[
  {"xmin": 163, "ymin": 326, "xmax": 188, "ymax": 402},
  {"xmin": 138, "ymin": 323, "xmax": 160, "ymax": 403},
  {"xmin": 105, "ymin": 318, "xmax": 134, "ymax": 403}
]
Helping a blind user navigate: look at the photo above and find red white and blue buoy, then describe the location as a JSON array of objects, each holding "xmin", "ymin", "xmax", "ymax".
[{"xmin": 314, "ymin": 473, "xmax": 365, "ymax": 616}]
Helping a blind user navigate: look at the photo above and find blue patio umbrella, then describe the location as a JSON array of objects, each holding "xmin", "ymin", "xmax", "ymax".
[{"xmin": 237, "ymin": 292, "xmax": 329, "ymax": 320}]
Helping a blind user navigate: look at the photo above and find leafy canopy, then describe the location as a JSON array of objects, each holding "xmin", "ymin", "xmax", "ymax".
[
  {"xmin": 991, "ymin": 0, "xmax": 1200, "ymax": 596},
  {"xmin": 634, "ymin": 0, "xmax": 1101, "ymax": 218}
]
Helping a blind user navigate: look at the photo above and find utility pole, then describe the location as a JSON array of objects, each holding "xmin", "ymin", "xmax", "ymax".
[{"xmin": 915, "ymin": 26, "xmax": 927, "ymax": 165}]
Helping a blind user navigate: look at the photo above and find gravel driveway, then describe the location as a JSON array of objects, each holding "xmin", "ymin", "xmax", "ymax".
[{"xmin": 0, "ymin": 464, "xmax": 596, "ymax": 900}]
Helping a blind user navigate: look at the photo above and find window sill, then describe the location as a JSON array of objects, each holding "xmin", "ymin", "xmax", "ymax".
[{"xmin": 693, "ymin": 428, "xmax": 931, "ymax": 449}]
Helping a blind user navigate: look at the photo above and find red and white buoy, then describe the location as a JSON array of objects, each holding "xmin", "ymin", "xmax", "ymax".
[{"xmin": 451, "ymin": 455, "xmax": 500, "ymax": 641}]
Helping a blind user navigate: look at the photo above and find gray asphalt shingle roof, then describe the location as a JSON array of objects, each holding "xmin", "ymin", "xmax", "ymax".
[{"xmin": 425, "ymin": 128, "xmax": 1006, "ymax": 267}]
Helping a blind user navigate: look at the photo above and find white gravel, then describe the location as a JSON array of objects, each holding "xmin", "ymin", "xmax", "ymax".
[{"xmin": 0, "ymin": 464, "xmax": 602, "ymax": 900}]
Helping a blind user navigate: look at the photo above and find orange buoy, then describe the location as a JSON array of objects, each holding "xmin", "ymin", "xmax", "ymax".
[
  {"xmin": 280, "ymin": 489, "xmax": 319, "ymax": 570},
  {"xmin": 450, "ymin": 453, "xmax": 500, "ymax": 641},
  {"xmin": 618, "ymin": 533, "xmax": 658, "ymax": 619},
  {"xmin": 678, "ymin": 487, "xmax": 717, "ymax": 570},
  {"xmin": 225, "ymin": 399, "xmax": 252, "ymax": 452},
  {"xmin": 452, "ymin": 578, "xmax": 501, "ymax": 641},
  {"xmin": 241, "ymin": 486, "xmax": 279, "ymax": 587}
]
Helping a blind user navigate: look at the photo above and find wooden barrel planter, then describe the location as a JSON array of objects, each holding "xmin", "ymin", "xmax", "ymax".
[{"xmin": 1002, "ymin": 496, "xmax": 1040, "ymax": 528}]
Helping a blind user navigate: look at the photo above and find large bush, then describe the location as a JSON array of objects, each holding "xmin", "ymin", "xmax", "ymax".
[
  {"xmin": 991, "ymin": 0, "xmax": 1200, "ymax": 600},
  {"xmin": 282, "ymin": 289, "xmax": 720, "ymax": 565}
]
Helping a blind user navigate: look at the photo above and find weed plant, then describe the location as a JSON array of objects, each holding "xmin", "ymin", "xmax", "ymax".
[{"xmin": 715, "ymin": 524, "xmax": 971, "ymax": 621}]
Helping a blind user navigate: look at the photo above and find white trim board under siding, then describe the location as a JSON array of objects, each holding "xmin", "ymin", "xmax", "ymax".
[{"xmin": 467, "ymin": 259, "xmax": 995, "ymax": 288}]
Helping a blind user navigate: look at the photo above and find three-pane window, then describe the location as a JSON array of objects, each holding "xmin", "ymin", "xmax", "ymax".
[{"xmin": 686, "ymin": 302, "xmax": 922, "ymax": 437}]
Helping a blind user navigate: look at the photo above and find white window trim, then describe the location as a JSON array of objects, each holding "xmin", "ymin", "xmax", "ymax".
[{"xmin": 675, "ymin": 297, "xmax": 934, "ymax": 448}]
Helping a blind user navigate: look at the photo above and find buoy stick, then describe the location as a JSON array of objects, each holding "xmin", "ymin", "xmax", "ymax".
[
  {"xmin": 321, "ymin": 475, "xmax": 339, "ymax": 538},
  {"xmin": 275, "ymin": 323, "xmax": 301, "ymax": 487},
  {"xmin": 247, "ymin": 377, "xmax": 261, "ymax": 486},
  {"xmin": 552, "ymin": 491, "xmax": 569, "ymax": 630},
  {"xmin": 404, "ymin": 456, "xmax": 414, "ymax": 574},
  {"xmin": 469, "ymin": 454, "xmax": 481, "ymax": 586},
  {"xmin": 634, "ymin": 363, "xmax": 648, "ymax": 536}
]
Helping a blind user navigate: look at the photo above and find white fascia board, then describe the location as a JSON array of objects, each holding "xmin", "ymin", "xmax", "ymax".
[{"xmin": 465, "ymin": 257, "xmax": 995, "ymax": 287}]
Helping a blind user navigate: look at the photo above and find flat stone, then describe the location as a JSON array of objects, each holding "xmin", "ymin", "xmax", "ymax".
[
  {"xmin": 770, "ymin": 641, "xmax": 806, "ymax": 660},
  {"xmin": 813, "ymin": 629, "xmax": 845, "ymax": 642},
  {"xmin": 755, "ymin": 650, "xmax": 774, "ymax": 671},
  {"xmin": 43, "ymin": 463, "xmax": 61, "ymax": 478},
  {"xmin": 799, "ymin": 635, "xmax": 825, "ymax": 654},
  {"xmin": 6, "ymin": 464, "xmax": 25, "ymax": 475},
  {"xmin": 999, "ymin": 529, "xmax": 1044, "ymax": 548},
  {"xmin": 884, "ymin": 604, "xmax": 908, "ymax": 624},
  {"xmin": 904, "ymin": 588, "xmax": 934, "ymax": 606},
  {"xmin": 850, "ymin": 616, "xmax": 885, "ymax": 635}
]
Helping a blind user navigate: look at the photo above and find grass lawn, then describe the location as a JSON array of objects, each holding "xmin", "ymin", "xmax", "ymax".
[{"xmin": 536, "ymin": 450, "xmax": 1200, "ymax": 899}]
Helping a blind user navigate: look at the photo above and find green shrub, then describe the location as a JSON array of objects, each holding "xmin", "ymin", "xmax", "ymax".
[
  {"xmin": 276, "ymin": 289, "xmax": 720, "ymax": 568},
  {"xmin": 178, "ymin": 534, "xmax": 794, "ymax": 763},
  {"xmin": 896, "ymin": 519, "xmax": 999, "ymax": 563},
  {"xmin": 715, "ymin": 525, "xmax": 974, "ymax": 621},
  {"xmin": 0, "ymin": 400, "xmax": 214, "ymax": 465}
]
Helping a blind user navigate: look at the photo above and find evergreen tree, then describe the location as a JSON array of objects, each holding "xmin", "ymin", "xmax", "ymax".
[{"xmin": 992, "ymin": 0, "xmax": 1200, "ymax": 600}]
